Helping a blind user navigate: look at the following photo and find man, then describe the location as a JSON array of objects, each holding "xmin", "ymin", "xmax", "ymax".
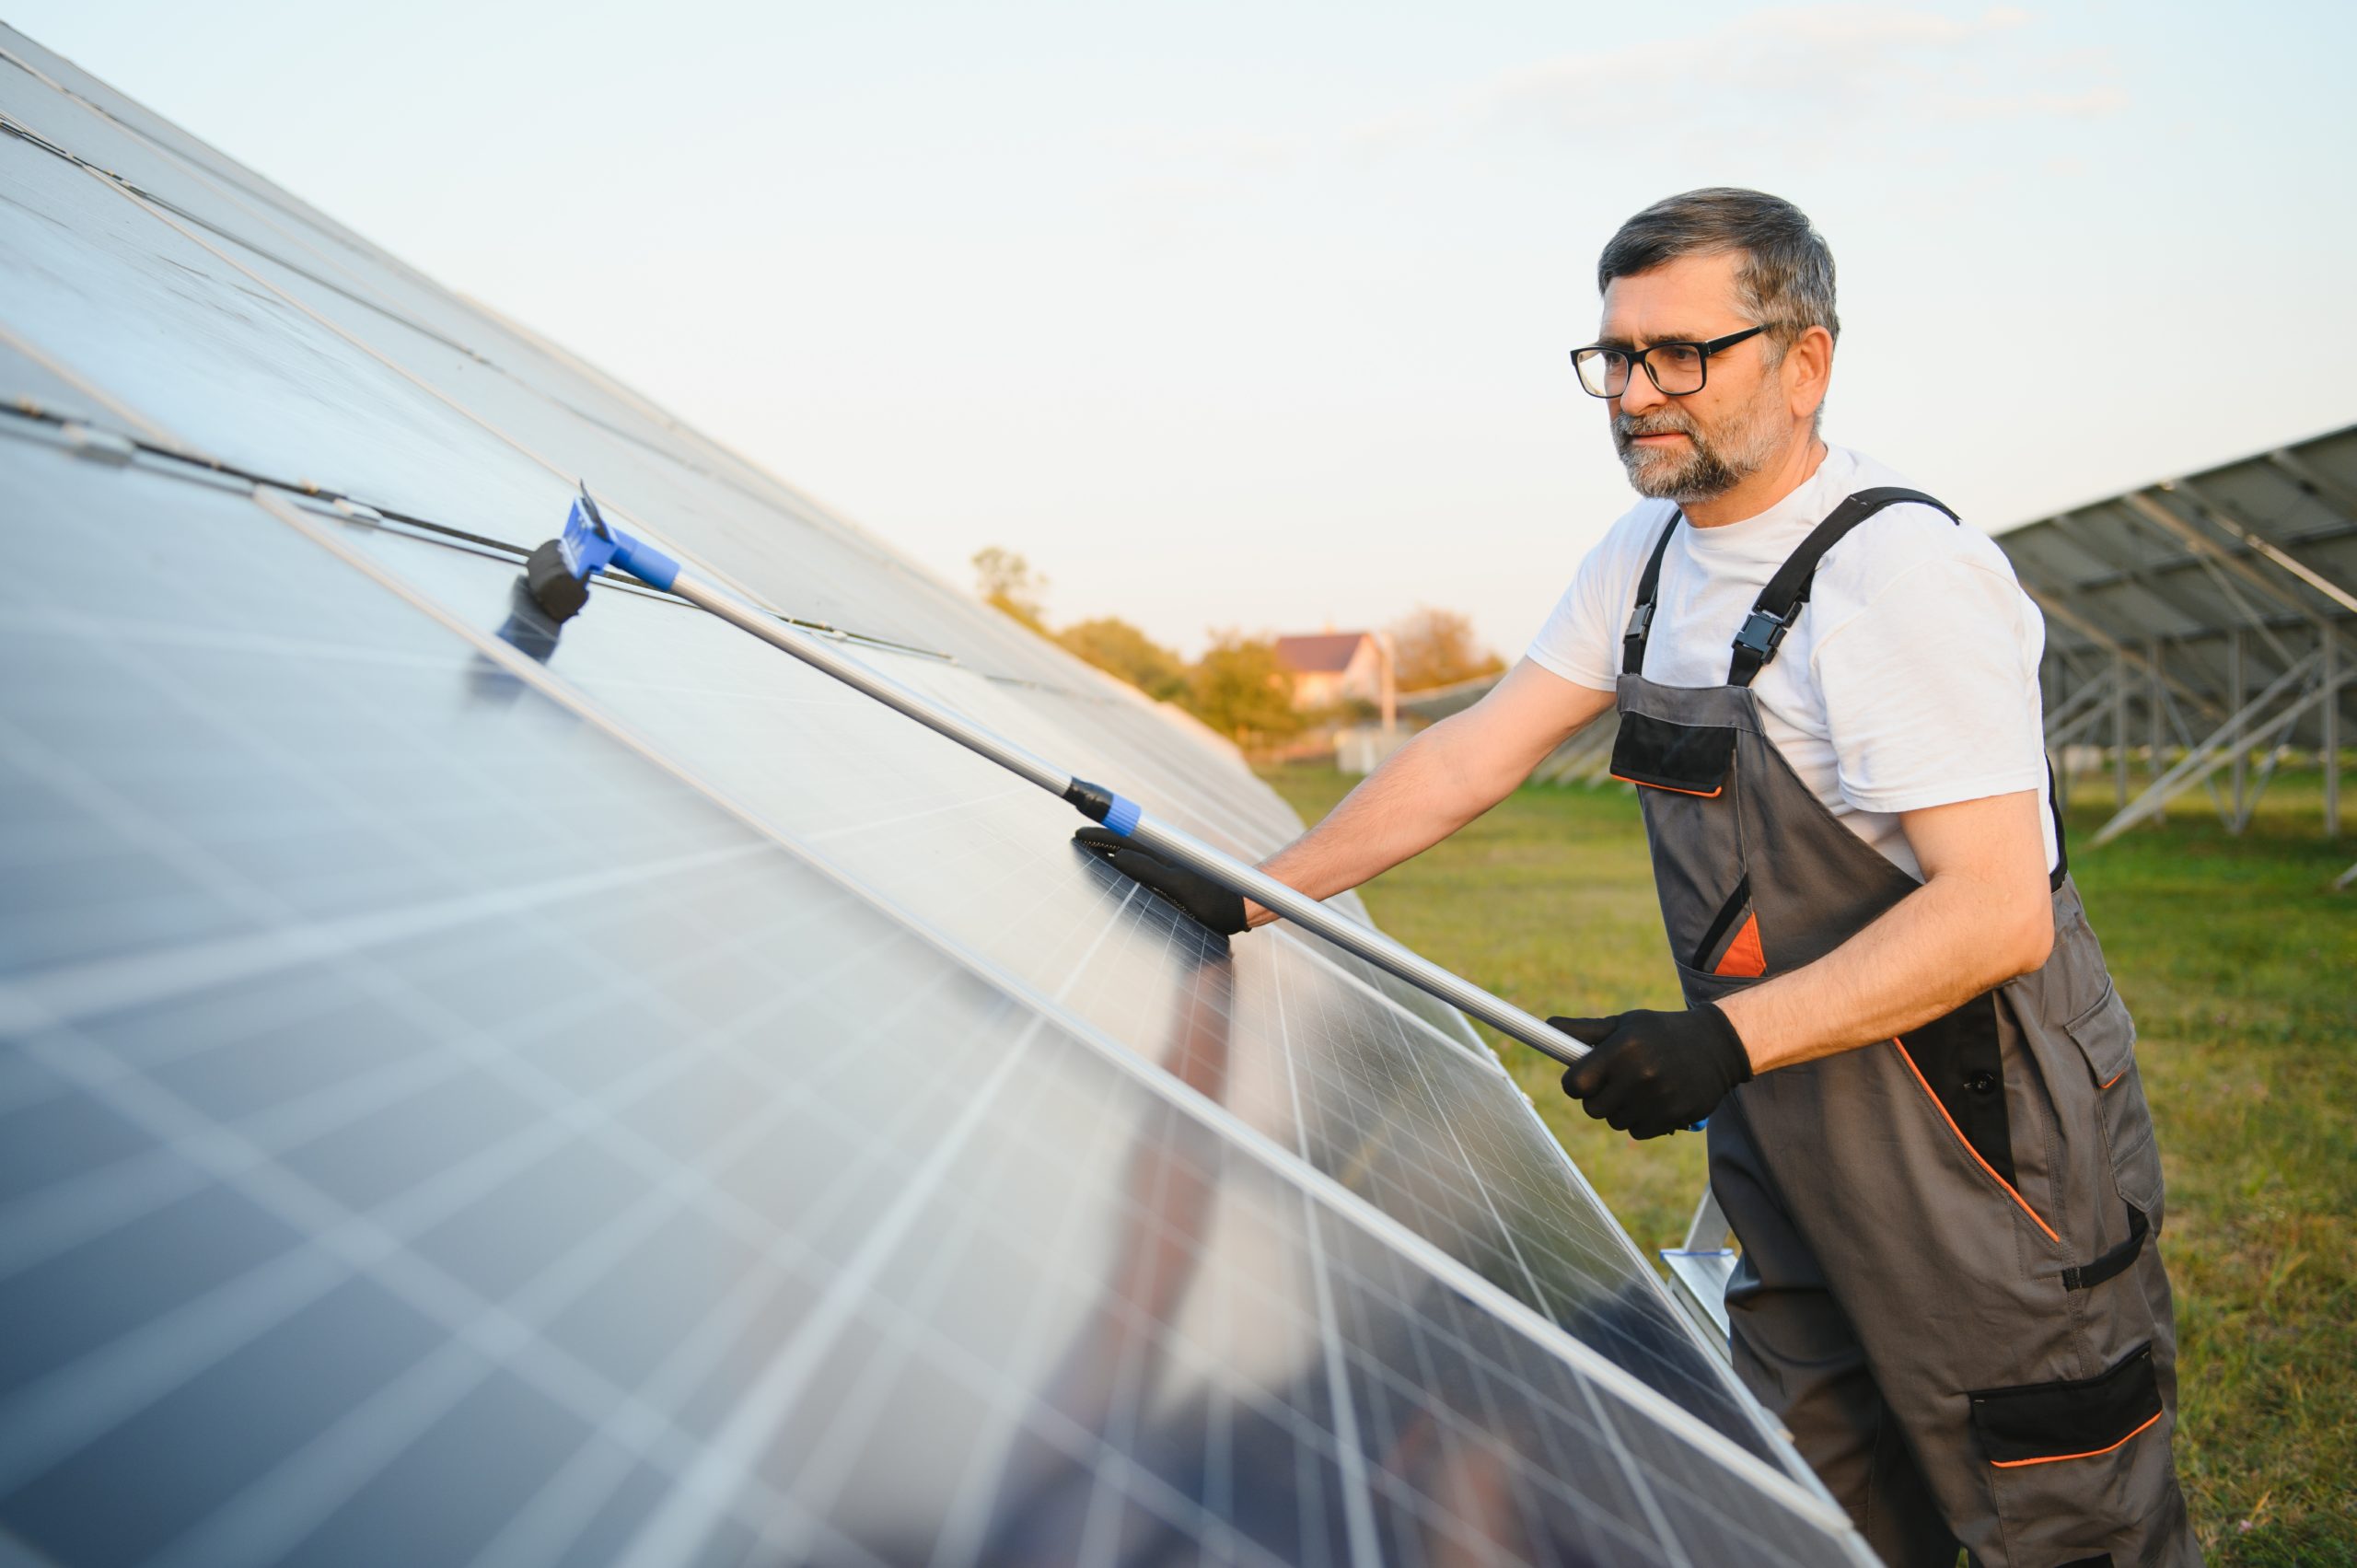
[{"xmin": 1081, "ymin": 189, "xmax": 2197, "ymax": 1566}]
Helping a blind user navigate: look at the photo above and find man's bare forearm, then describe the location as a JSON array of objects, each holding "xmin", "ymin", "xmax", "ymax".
[
  {"xmin": 1716, "ymin": 791, "xmax": 2055, "ymax": 1070},
  {"xmin": 1239, "ymin": 666, "xmax": 1616, "ymax": 928},
  {"xmin": 1717, "ymin": 877, "xmax": 2049, "ymax": 1069},
  {"xmin": 1244, "ymin": 726, "xmax": 1499, "ymax": 924}
]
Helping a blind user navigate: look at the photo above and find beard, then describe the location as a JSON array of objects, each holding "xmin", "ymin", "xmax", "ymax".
[{"xmin": 1613, "ymin": 380, "xmax": 1788, "ymax": 504}]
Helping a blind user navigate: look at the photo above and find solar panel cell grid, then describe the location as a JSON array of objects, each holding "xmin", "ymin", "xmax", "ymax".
[{"xmin": 268, "ymin": 513, "xmax": 1763, "ymax": 1446}]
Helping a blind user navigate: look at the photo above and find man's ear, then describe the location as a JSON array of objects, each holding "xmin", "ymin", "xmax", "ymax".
[{"xmin": 1784, "ymin": 324, "xmax": 1835, "ymax": 421}]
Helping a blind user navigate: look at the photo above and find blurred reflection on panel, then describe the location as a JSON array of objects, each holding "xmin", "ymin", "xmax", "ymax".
[{"xmin": 971, "ymin": 949, "xmax": 1243, "ymax": 1562}]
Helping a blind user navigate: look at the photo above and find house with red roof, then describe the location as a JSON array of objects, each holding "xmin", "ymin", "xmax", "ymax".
[{"xmin": 1274, "ymin": 629, "xmax": 1394, "ymax": 718}]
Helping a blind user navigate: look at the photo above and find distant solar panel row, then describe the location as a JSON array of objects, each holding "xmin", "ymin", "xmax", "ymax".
[
  {"xmin": 0, "ymin": 25, "xmax": 1869, "ymax": 1565},
  {"xmin": 2001, "ymin": 425, "xmax": 2357, "ymax": 670},
  {"xmin": 1995, "ymin": 424, "xmax": 2354, "ymax": 841}
]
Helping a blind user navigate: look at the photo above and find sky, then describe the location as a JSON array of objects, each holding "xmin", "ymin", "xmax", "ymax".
[{"xmin": 14, "ymin": 1, "xmax": 2356, "ymax": 660}]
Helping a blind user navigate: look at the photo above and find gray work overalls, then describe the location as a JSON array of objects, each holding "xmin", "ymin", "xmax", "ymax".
[{"xmin": 1609, "ymin": 489, "xmax": 2199, "ymax": 1567}]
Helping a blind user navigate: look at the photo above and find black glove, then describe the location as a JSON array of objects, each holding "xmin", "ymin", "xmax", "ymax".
[
  {"xmin": 1074, "ymin": 827, "xmax": 1249, "ymax": 936},
  {"xmin": 1552, "ymin": 1004, "xmax": 1753, "ymax": 1140}
]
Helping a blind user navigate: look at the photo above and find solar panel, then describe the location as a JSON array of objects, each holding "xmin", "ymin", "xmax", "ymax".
[{"xmin": 0, "ymin": 24, "xmax": 1874, "ymax": 1564}]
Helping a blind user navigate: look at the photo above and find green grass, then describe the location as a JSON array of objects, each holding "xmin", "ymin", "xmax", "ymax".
[{"xmin": 1258, "ymin": 762, "xmax": 2355, "ymax": 1566}]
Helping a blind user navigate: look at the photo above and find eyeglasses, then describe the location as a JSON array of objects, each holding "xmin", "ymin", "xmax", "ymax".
[{"xmin": 1569, "ymin": 324, "xmax": 1777, "ymax": 399}]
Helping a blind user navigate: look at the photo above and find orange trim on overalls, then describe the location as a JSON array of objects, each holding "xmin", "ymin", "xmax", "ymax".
[
  {"xmin": 1890, "ymin": 1036, "xmax": 2061, "ymax": 1244},
  {"xmin": 1714, "ymin": 912, "xmax": 1766, "ymax": 978},
  {"xmin": 1611, "ymin": 772, "xmax": 1724, "ymax": 799},
  {"xmin": 1988, "ymin": 1411, "xmax": 2161, "ymax": 1469}
]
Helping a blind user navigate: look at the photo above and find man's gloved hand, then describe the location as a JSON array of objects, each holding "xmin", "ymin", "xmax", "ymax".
[
  {"xmin": 1551, "ymin": 1004, "xmax": 1754, "ymax": 1140},
  {"xmin": 1074, "ymin": 827, "xmax": 1249, "ymax": 936}
]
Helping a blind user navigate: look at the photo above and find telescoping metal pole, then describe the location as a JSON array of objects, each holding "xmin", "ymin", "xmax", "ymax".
[{"xmin": 551, "ymin": 491, "xmax": 1590, "ymax": 1069}]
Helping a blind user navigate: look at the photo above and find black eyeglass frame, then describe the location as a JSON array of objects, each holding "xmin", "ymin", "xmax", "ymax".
[{"xmin": 1569, "ymin": 324, "xmax": 1778, "ymax": 399}]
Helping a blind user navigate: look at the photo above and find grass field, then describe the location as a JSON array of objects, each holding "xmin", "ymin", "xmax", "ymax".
[{"xmin": 1258, "ymin": 761, "xmax": 2354, "ymax": 1566}]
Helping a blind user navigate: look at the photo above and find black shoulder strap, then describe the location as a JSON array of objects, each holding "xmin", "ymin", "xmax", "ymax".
[
  {"xmin": 1620, "ymin": 513, "xmax": 1682, "ymax": 679},
  {"xmin": 2046, "ymin": 757, "xmax": 2071, "ymax": 891},
  {"xmin": 1726, "ymin": 486, "xmax": 1958, "ymax": 687}
]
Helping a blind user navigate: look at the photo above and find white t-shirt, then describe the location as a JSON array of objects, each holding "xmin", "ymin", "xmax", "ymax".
[{"xmin": 1525, "ymin": 445, "xmax": 2056, "ymax": 877}]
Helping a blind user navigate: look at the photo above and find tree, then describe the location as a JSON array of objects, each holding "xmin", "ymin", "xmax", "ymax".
[
  {"xmin": 1388, "ymin": 606, "xmax": 1504, "ymax": 691},
  {"xmin": 970, "ymin": 546, "xmax": 1048, "ymax": 633},
  {"xmin": 1183, "ymin": 632, "xmax": 1304, "ymax": 746},
  {"xmin": 1058, "ymin": 617, "xmax": 1189, "ymax": 701}
]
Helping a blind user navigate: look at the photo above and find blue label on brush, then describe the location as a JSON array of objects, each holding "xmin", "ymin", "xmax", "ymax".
[
  {"xmin": 557, "ymin": 495, "xmax": 617, "ymax": 579},
  {"xmin": 1103, "ymin": 794, "xmax": 1142, "ymax": 837},
  {"xmin": 558, "ymin": 493, "xmax": 679, "ymax": 590}
]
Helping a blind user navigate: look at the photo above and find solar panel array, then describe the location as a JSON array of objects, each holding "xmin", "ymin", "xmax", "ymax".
[
  {"xmin": 0, "ymin": 27, "xmax": 1870, "ymax": 1566},
  {"xmin": 1994, "ymin": 424, "xmax": 2355, "ymax": 841},
  {"xmin": 2001, "ymin": 425, "xmax": 2357, "ymax": 679}
]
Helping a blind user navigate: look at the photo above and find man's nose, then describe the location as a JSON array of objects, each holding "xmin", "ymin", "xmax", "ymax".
[{"xmin": 1614, "ymin": 366, "xmax": 1668, "ymax": 417}]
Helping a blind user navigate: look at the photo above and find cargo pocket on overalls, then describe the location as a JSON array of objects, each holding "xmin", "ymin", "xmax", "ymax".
[
  {"xmin": 1969, "ymin": 1343, "xmax": 2168, "ymax": 1547},
  {"xmin": 1609, "ymin": 712, "xmax": 1737, "ymax": 798},
  {"xmin": 1892, "ymin": 996, "xmax": 2061, "ymax": 1245},
  {"xmin": 2064, "ymin": 981, "xmax": 2165, "ymax": 1214}
]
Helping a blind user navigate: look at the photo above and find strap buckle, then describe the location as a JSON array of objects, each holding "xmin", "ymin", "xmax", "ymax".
[
  {"xmin": 1624, "ymin": 602, "xmax": 1655, "ymax": 642},
  {"xmin": 1733, "ymin": 608, "xmax": 1790, "ymax": 663}
]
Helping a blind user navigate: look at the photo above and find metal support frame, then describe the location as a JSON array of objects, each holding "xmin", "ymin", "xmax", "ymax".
[
  {"xmin": 2114, "ymin": 645, "xmax": 2131, "ymax": 810},
  {"xmin": 2328, "ymin": 632, "xmax": 2342, "ymax": 839},
  {"xmin": 2194, "ymin": 454, "xmax": 2357, "ymax": 843},
  {"xmin": 2230, "ymin": 628, "xmax": 2247, "ymax": 827},
  {"xmin": 2019, "ymin": 456, "xmax": 2355, "ymax": 846},
  {"xmin": 2150, "ymin": 660, "xmax": 2235, "ymax": 826},
  {"xmin": 2043, "ymin": 659, "xmax": 2118, "ymax": 749},
  {"xmin": 2049, "ymin": 694, "xmax": 2119, "ymax": 751},
  {"xmin": 2235, "ymin": 731, "xmax": 2302, "ymax": 837},
  {"xmin": 2139, "ymin": 485, "xmax": 2355, "ymax": 762},
  {"xmin": 2044, "ymin": 656, "xmax": 2119, "ymax": 816},
  {"xmin": 2026, "ymin": 585, "xmax": 2225, "ymax": 726},
  {"xmin": 1532, "ymin": 712, "xmax": 1621, "ymax": 787},
  {"xmin": 2093, "ymin": 647, "xmax": 2331, "ymax": 843}
]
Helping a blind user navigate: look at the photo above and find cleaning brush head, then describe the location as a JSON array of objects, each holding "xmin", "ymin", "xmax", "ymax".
[
  {"xmin": 521, "ymin": 484, "xmax": 618, "ymax": 623},
  {"xmin": 523, "ymin": 539, "xmax": 590, "ymax": 622}
]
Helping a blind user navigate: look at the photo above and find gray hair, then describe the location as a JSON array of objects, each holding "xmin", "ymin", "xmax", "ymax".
[{"xmin": 1596, "ymin": 188, "xmax": 1840, "ymax": 349}]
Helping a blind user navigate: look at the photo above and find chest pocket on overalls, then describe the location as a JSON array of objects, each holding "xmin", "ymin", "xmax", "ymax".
[{"xmin": 1608, "ymin": 712, "xmax": 1736, "ymax": 798}]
